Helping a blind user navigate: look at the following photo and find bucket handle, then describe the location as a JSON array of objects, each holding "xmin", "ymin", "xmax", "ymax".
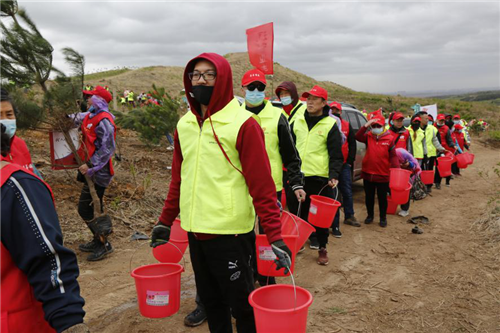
[
  {"xmin": 265, "ymin": 260, "xmax": 298, "ymax": 312},
  {"xmin": 129, "ymin": 240, "xmax": 186, "ymax": 275},
  {"xmin": 317, "ymin": 184, "xmax": 339, "ymax": 202}
]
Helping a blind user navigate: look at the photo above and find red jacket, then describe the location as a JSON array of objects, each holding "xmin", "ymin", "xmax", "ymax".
[
  {"xmin": 389, "ymin": 127, "xmax": 410, "ymax": 150},
  {"xmin": 1, "ymin": 135, "xmax": 33, "ymax": 171},
  {"xmin": 435, "ymin": 124, "xmax": 455, "ymax": 153},
  {"xmin": 78, "ymin": 111, "xmax": 116, "ymax": 175},
  {"xmin": 159, "ymin": 53, "xmax": 282, "ymax": 243},
  {"xmin": 1, "ymin": 163, "xmax": 56, "ymax": 333},
  {"xmin": 356, "ymin": 126, "xmax": 397, "ymax": 182},
  {"xmin": 340, "ymin": 119, "xmax": 349, "ymax": 163}
]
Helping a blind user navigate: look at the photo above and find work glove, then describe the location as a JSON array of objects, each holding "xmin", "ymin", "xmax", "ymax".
[
  {"xmin": 61, "ymin": 323, "xmax": 90, "ymax": 333},
  {"xmin": 271, "ymin": 240, "xmax": 292, "ymax": 274},
  {"xmin": 150, "ymin": 222, "xmax": 171, "ymax": 248}
]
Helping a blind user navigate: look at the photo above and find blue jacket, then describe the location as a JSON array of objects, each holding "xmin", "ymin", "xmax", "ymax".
[{"xmin": 1, "ymin": 170, "xmax": 85, "ymax": 332}]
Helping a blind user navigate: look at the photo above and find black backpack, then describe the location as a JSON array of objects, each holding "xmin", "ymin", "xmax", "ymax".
[{"xmin": 411, "ymin": 176, "xmax": 428, "ymax": 201}]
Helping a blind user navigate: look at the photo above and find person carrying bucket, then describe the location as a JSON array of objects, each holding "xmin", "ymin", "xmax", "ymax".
[
  {"xmin": 408, "ymin": 115, "xmax": 426, "ymax": 167},
  {"xmin": 290, "ymin": 85, "xmax": 343, "ymax": 265},
  {"xmin": 451, "ymin": 123, "xmax": 469, "ymax": 176},
  {"xmin": 355, "ymin": 114, "xmax": 398, "ymax": 227},
  {"xmin": 453, "ymin": 114, "xmax": 471, "ymax": 146},
  {"xmin": 391, "ymin": 148, "xmax": 422, "ymax": 217},
  {"xmin": 388, "ymin": 111, "xmax": 413, "ymax": 153},
  {"xmin": 419, "ymin": 112, "xmax": 445, "ymax": 193},
  {"xmin": 329, "ymin": 102, "xmax": 360, "ymax": 229},
  {"xmin": 240, "ymin": 69, "xmax": 306, "ymax": 286},
  {"xmin": 434, "ymin": 114, "xmax": 456, "ymax": 189},
  {"xmin": 151, "ymin": 53, "xmax": 292, "ymax": 333},
  {"xmin": 0, "ymin": 125, "xmax": 89, "ymax": 333}
]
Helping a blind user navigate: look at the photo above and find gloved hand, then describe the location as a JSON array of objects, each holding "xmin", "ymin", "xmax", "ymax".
[
  {"xmin": 271, "ymin": 240, "xmax": 292, "ymax": 274},
  {"xmin": 150, "ymin": 222, "xmax": 171, "ymax": 248},
  {"xmin": 61, "ymin": 323, "xmax": 90, "ymax": 333}
]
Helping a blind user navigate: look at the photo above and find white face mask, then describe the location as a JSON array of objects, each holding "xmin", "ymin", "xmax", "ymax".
[
  {"xmin": 0, "ymin": 119, "xmax": 16, "ymax": 139},
  {"xmin": 453, "ymin": 120, "xmax": 460, "ymax": 124},
  {"xmin": 371, "ymin": 127, "xmax": 383, "ymax": 135}
]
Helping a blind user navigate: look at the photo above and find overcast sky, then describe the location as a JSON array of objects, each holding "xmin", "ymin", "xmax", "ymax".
[{"xmin": 9, "ymin": 1, "xmax": 500, "ymax": 93}]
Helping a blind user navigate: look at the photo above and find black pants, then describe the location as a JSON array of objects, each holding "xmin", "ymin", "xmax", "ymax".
[
  {"xmin": 434, "ymin": 158, "xmax": 451, "ymax": 185},
  {"xmin": 452, "ymin": 162, "xmax": 460, "ymax": 175},
  {"xmin": 363, "ymin": 180, "xmax": 389, "ymax": 220},
  {"xmin": 288, "ymin": 177, "xmax": 334, "ymax": 249},
  {"xmin": 78, "ymin": 183, "xmax": 105, "ymax": 222},
  {"xmin": 189, "ymin": 231, "xmax": 256, "ymax": 333}
]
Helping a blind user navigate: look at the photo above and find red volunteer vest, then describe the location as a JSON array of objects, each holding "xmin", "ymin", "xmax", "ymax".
[
  {"xmin": 2, "ymin": 135, "xmax": 33, "ymax": 171},
  {"xmin": 362, "ymin": 131, "xmax": 395, "ymax": 177},
  {"xmin": 1, "ymin": 163, "xmax": 56, "ymax": 333},
  {"xmin": 435, "ymin": 125, "xmax": 454, "ymax": 153},
  {"xmin": 77, "ymin": 112, "xmax": 116, "ymax": 176},
  {"xmin": 340, "ymin": 119, "xmax": 350, "ymax": 163},
  {"xmin": 389, "ymin": 128, "xmax": 410, "ymax": 150},
  {"xmin": 452, "ymin": 132, "xmax": 465, "ymax": 150}
]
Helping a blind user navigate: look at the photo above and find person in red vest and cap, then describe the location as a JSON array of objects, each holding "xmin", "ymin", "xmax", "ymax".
[
  {"xmin": 72, "ymin": 85, "xmax": 116, "ymax": 261},
  {"xmin": 451, "ymin": 123, "xmax": 469, "ymax": 176},
  {"xmin": 151, "ymin": 53, "xmax": 291, "ymax": 333},
  {"xmin": 355, "ymin": 114, "xmax": 398, "ymax": 228},
  {"xmin": 1, "ymin": 125, "xmax": 89, "ymax": 333},
  {"xmin": 329, "ymin": 101, "xmax": 359, "ymax": 229},
  {"xmin": 290, "ymin": 85, "xmax": 343, "ymax": 265},
  {"xmin": 0, "ymin": 88, "xmax": 43, "ymax": 177},
  {"xmin": 388, "ymin": 111, "xmax": 412, "ymax": 153},
  {"xmin": 434, "ymin": 114, "xmax": 456, "ymax": 188}
]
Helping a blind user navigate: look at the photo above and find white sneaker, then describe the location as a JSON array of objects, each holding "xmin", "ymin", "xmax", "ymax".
[{"xmin": 398, "ymin": 210, "xmax": 409, "ymax": 217}]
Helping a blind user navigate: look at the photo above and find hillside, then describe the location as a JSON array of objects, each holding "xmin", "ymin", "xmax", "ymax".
[
  {"xmin": 87, "ymin": 52, "xmax": 499, "ymax": 127},
  {"xmin": 431, "ymin": 90, "xmax": 500, "ymax": 106}
]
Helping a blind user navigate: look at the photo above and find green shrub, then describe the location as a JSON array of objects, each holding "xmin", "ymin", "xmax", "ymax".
[{"xmin": 10, "ymin": 89, "xmax": 44, "ymax": 129}]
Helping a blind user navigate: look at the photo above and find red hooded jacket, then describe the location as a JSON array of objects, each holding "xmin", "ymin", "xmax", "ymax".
[
  {"xmin": 356, "ymin": 126, "xmax": 397, "ymax": 182},
  {"xmin": 159, "ymin": 53, "xmax": 282, "ymax": 243},
  {"xmin": 1, "ymin": 135, "xmax": 33, "ymax": 171}
]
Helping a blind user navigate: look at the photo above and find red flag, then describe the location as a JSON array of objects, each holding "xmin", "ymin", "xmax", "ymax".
[{"xmin": 246, "ymin": 22, "xmax": 274, "ymax": 75}]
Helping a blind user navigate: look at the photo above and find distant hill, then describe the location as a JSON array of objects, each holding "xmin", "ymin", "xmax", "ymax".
[
  {"xmin": 85, "ymin": 52, "xmax": 500, "ymax": 127},
  {"xmin": 430, "ymin": 90, "xmax": 500, "ymax": 106}
]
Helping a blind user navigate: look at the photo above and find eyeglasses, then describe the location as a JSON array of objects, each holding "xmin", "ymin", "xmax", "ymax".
[
  {"xmin": 189, "ymin": 71, "xmax": 216, "ymax": 81},
  {"xmin": 246, "ymin": 83, "xmax": 266, "ymax": 92}
]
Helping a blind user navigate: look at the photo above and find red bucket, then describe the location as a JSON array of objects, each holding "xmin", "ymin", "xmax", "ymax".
[
  {"xmin": 281, "ymin": 211, "xmax": 315, "ymax": 251},
  {"xmin": 308, "ymin": 195, "xmax": 341, "ymax": 228},
  {"xmin": 464, "ymin": 152, "xmax": 475, "ymax": 165},
  {"xmin": 389, "ymin": 168, "xmax": 412, "ymax": 191},
  {"xmin": 256, "ymin": 234, "xmax": 298, "ymax": 277},
  {"xmin": 456, "ymin": 153, "xmax": 469, "ymax": 169},
  {"xmin": 249, "ymin": 284, "xmax": 313, "ymax": 333},
  {"xmin": 437, "ymin": 156, "xmax": 453, "ymax": 177},
  {"xmin": 131, "ymin": 263, "xmax": 184, "ymax": 318},
  {"xmin": 444, "ymin": 151, "xmax": 456, "ymax": 163},
  {"xmin": 420, "ymin": 170, "xmax": 434, "ymax": 185},
  {"xmin": 470, "ymin": 153, "xmax": 475, "ymax": 164},
  {"xmin": 391, "ymin": 183, "xmax": 412, "ymax": 205},
  {"xmin": 386, "ymin": 196, "xmax": 398, "ymax": 215},
  {"xmin": 152, "ymin": 219, "xmax": 188, "ymax": 263}
]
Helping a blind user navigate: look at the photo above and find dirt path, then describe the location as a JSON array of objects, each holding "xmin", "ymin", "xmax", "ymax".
[{"xmin": 29, "ymin": 130, "xmax": 499, "ymax": 333}]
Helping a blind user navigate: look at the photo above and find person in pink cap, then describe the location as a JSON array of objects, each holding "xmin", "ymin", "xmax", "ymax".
[{"xmin": 290, "ymin": 85, "xmax": 343, "ymax": 265}]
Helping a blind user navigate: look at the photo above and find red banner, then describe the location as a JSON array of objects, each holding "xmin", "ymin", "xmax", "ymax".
[{"xmin": 246, "ymin": 22, "xmax": 274, "ymax": 75}]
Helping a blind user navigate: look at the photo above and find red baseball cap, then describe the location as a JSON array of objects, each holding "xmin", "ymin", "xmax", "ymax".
[
  {"xmin": 83, "ymin": 85, "xmax": 112, "ymax": 103},
  {"xmin": 302, "ymin": 85, "xmax": 328, "ymax": 100},
  {"xmin": 372, "ymin": 116, "xmax": 385, "ymax": 126},
  {"xmin": 241, "ymin": 69, "xmax": 267, "ymax": 86},
  {"xmin": 454, "ymin": 124, "xmax": 464, "ymax": 130},
  {"xmin": 436, "ymin": 114, "xmax": 446, "ymax": 121},
  {"xmin": 428, "ymin": 114, "xmax": 434, "ymax": 120},
  {"xmin": 412, "ymin": 116, "xmax": 422, "ymax": 122},
  {"xmin": 453, "ymin": 114, "xmax": 461, "ymax": 119},
  {"xmin": 392, "ymin": 112, "xmax": 404, "ymax": 120},
  {"xmin": 329, "ymin": 101, "xmax": 342, "ymax": 112}
]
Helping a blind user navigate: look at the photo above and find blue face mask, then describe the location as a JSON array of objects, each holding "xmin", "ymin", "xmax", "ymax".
[
  {"xmin": 88, "ymin": 105, "xmax": 96, "ymax": 113},
  {"xmin": 280, "ymin": 96, "xmax": 292, "ymax": 106},
  {"xmin": 371, "ymin": 127, "xmax": 383, "ymax": 135},
  {"xmin": 390, "ymin": 120, "xmax": 394, "ymax": 125},
  {"xmin": 245, "ymin": 90, "xmax": 265, "ymax": 106},
  {"xmin": 0, "ymin": 119, "xmax": 16, "ymax": 139},
  {"xmin": 429, "ymin": 121, "xmax": 433, "ymax": 125}
]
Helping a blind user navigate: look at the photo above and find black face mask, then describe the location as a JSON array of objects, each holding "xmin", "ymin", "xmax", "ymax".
[
  {"xmin": 411, "ymin": 123, "xmax": 420, "ymax": 130},
  {"xmin": 191, "ymin": 85, "xmax": 214, "ymax": 106}
]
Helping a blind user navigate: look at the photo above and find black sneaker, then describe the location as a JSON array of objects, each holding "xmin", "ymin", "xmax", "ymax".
[
  {"xmin": 78, "ymin": 239, "xmax": 101, "ymax": 253},
  {"xmin": 364, "ymin": 216, "xmax": 374, "ymax": 224},
  {"xmin": 380, "ymin": 219, "xmax": 388, "ymax": 228},
  {"xmin": 309, "ymin": 237, "xmax": 320, "ymax": 250},
  {"xmin": 435, "ymin": 184, "xmax": 441, "ymax": 190},
  {"xmin": 87, "ymin": 242, "xmax": 113, "ymax": 261},
  {"xmin": 184, "ymin": 306, "xmax": 207, "ymax": 327},
  {"xmin": 332, "ymin": 227, "xmax": 342, "ymax": 238}
]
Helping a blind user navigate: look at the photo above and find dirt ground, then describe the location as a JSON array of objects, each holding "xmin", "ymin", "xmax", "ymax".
[{"xmin": 24, "ymin": 129, "xmax": 500, "ymax": 333}]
